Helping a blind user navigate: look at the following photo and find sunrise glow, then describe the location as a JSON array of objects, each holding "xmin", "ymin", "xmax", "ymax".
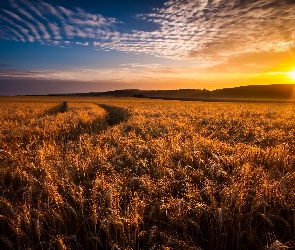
[
  {"xmin": 287, "ymin": 70, "xmax": 295, "ymax": 81},
  {"xmin": 0, "ymin": 0, "xmax": 295, "ymax": 95}
]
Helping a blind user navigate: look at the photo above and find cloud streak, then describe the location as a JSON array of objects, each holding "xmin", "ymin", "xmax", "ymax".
[
  {"xmin": 0, "ymin": 63, "xmax": 201, "ymax": 82},
  {"xmin": 1, "ymin": 0, "xmax": 294, "ymax": 70},
  {"xmin": 104, "ymin": 0, "xmax": 295, "ymax": 63},
  {"xmin": 0, "ymin": 0, "xmax": 119, "ymax": 45}
]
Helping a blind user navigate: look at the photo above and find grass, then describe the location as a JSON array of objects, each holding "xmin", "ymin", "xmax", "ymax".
[{"xmin": 0, "ymin": 97, "xmax": 295, "ymax": 249}]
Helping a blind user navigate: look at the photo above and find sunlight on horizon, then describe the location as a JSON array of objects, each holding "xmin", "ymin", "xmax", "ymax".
[{"xmin": 287, "ymin": 69, "xmax": 295, "ymax": 81}]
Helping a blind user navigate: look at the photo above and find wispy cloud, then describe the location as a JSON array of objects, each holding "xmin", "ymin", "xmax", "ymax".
[
  {"xmin": 2, "ymin": 8, "xmax": 42, "ymax": 41},
  {"xmin": 76, "ymin": 41, "xmax": 89, "ymax": 46},
  {"xmin": 0, "ymin": 68, "xmax": 59, "ymax": 78},
  {"xmin": 0, "ymin": 14, "xmax": 32, "ymax": 41},
  {"xmin": 1, "ymin": 62, "xmax": 294, "ymax": 94},
  {"xmin": 0, "ymin": 63, "xmax": 200, "ymax": 82},
  {"xmin": 2, "ymin": 24, "xmax": 26, "ymax": 41},
  {"xmin": 1, "ymin": 0, "xmax": 294, "ymax": 71},
  {"xmin": 100, "ymin": 0, "xmax": 295, "ymax": 63},
  {"xmin": 0, "ymin": 0, "xmax": 119, "ymax": 45}
]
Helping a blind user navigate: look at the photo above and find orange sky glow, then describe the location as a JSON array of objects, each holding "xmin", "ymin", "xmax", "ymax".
[{"xmin": 0, "ymin": 0, "xmax": 295, "ymax": 94}]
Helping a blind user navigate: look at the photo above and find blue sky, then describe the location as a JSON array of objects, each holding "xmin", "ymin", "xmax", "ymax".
[{"xmin": 0, "ymin": 0, "xmax": 295, "ymax": 95}]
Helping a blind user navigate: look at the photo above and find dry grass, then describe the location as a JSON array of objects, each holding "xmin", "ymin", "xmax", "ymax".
[{"xmin": 0, "ymin": 97, "xmax": 295, "ymax": 249}]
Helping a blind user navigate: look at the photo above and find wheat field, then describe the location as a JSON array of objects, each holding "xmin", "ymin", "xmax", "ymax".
[{"xmin": 0, "ymin": 96, "xmax": 295, "ymax": 250}]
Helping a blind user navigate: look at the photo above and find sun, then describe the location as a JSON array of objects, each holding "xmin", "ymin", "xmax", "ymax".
[{"xmin": 287, "ymin": 70, "xmax": 295, "ymax": 81}]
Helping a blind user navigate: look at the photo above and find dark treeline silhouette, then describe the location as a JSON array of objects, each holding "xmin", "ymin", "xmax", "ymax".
[{"xmin": 47, "ymin": 84, "xmax": 295, "ymax": 101}]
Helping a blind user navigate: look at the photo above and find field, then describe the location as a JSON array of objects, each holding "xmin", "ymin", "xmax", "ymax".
[{"xmin": 0, "ymin": 96, "xmax": 295, "ymax": 250}]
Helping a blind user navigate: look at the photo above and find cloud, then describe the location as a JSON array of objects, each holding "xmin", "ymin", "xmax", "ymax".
[
  {"xmin": 1, "ymin": 61, "xmax": 294, "ymax": 94},
  {"xmin": 76, "ymin": 41, "xmax": 89, "ymax": 46},
  {"xmin": 0, "ymin": 0, "xmax": 119, "ymax": 45},
  {"xmin": 1, "ymin": 8, "xmax": 42, "ymax": 41},
  {"xmin": 0, "ymin": 63, "xmax": 198, "ymax": 82},
  {"xmin": 92, "ymin": 0, "xmax": 295, "ymax": 68},
  {"xmin": 0, "ymin": 15, "xmax": 31, "ymax": 41},
  {"xmin": 0, "ymin": 68, "xmax": 59, "ymax": 78},
  {"xmin": 9, "ymin": 0, "xmax": 50, "ymax": 40},
  {"xmin": 1, "ymin": 24, "xmax": 26, "ymax": 41},
  {"xmin": 1, "ymin": 0, "xmax": 295, "ymax": 72},
  {"xmin": 52, "ymin": 41, "xmax": 60, "ymax": 45}
]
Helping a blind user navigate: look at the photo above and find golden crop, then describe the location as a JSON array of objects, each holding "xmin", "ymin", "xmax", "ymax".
[{"xmin": 0, "ymin": 97, "xmax": 294, "ymax": 249}]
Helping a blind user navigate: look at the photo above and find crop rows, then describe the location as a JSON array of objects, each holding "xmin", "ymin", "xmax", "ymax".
[{"xmin": 0, "ymin": 98, "xmax": 295, "ymax": 249}]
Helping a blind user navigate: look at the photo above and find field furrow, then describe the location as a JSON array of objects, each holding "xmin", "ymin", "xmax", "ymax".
[
  {"xmin": 0, "ymin": 102, "xmax": 107, "ymax": 148},
  {"xmin": 0, "ymin": 97, "xmax": 295, "ymax": 250}
]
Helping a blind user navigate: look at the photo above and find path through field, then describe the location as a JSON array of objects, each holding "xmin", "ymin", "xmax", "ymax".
[{"xmin": 0, "ymin": 97, "xmax": 295, "ymax": 250}]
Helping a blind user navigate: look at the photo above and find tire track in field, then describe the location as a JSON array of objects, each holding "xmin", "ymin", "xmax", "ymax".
[
  {"xmin": 98, "ymin": 104, "xmax": 131, "ymax": 126},
  {"xmin": 1, "ymin": 103, "xmax": 131, "ymax": 148},
  {"xmin": 37, "ymin": 101, "xmax": 68, "ymax": 118},
  {"xmin": 57, "ymin": 104, "xmax": 131, "ymax": 141}
]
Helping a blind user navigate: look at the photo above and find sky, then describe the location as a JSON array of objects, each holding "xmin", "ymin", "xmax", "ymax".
[{"xmin": 0, "ymin": 0, "xmax": 295, "ymax": 95}]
